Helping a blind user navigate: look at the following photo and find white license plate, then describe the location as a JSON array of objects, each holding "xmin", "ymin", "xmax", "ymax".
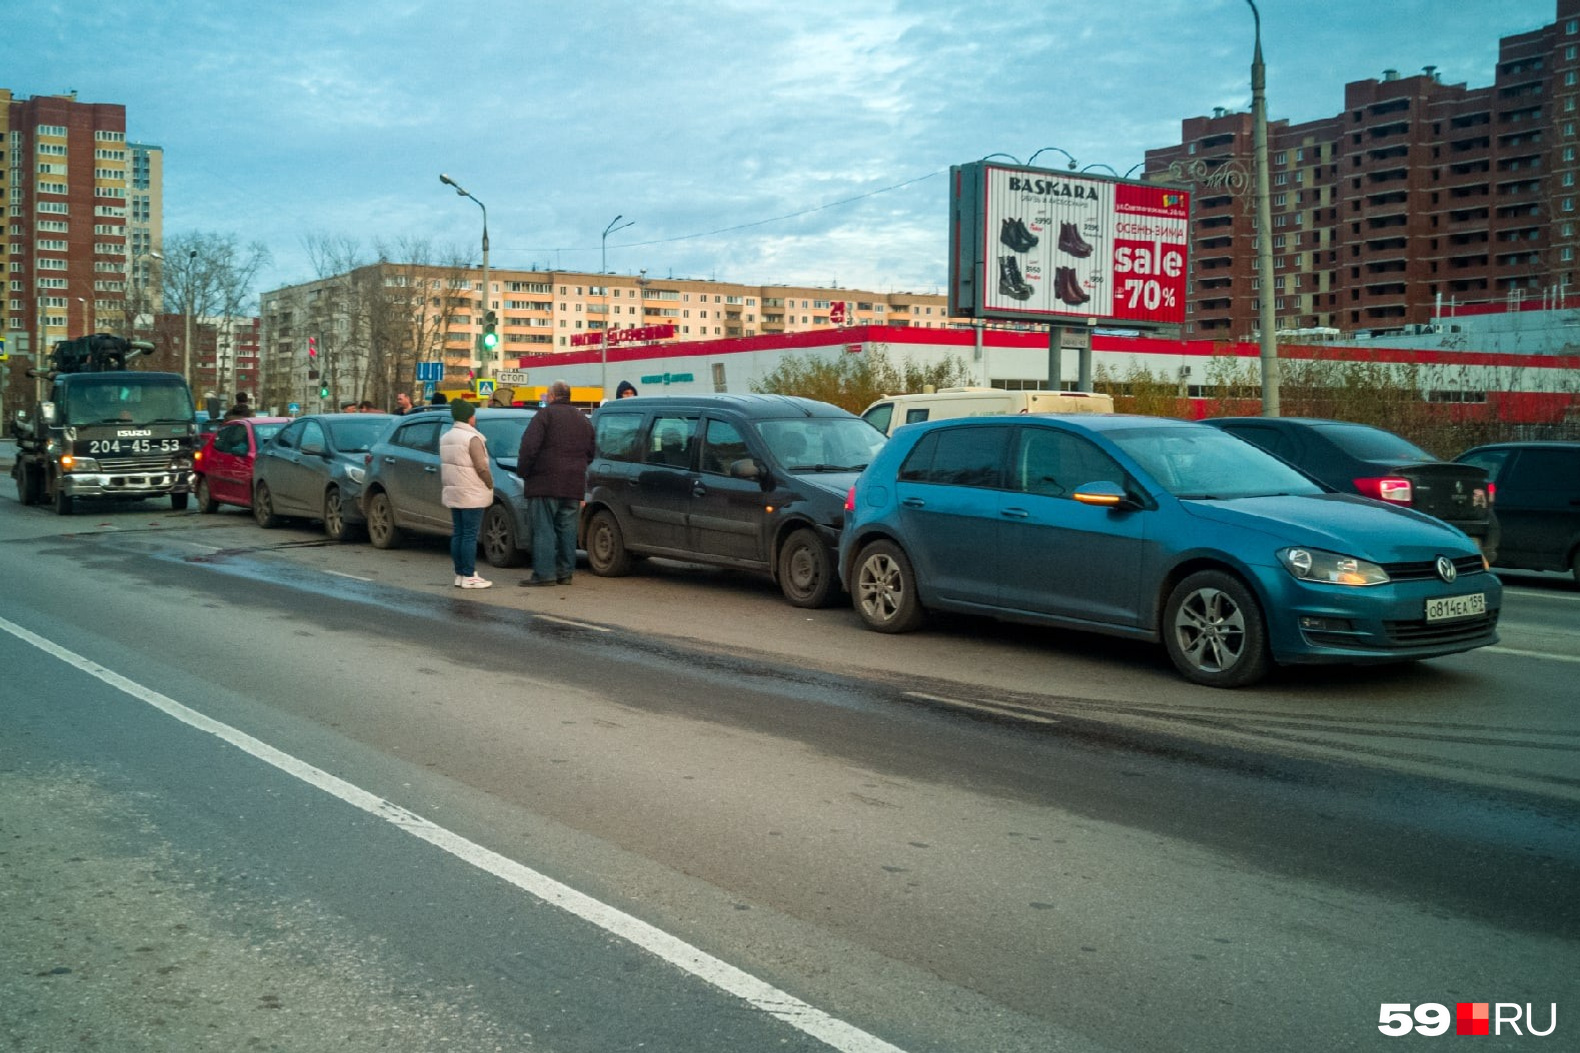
[{"xmin": 1425, "ymin": 592, "xmax": 1485, "ymax": 622}]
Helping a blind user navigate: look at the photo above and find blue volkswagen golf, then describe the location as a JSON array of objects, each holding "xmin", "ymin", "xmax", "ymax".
[{"xmin": 838, "ymin": 415, "xmax": 1500, "ymax": 688}]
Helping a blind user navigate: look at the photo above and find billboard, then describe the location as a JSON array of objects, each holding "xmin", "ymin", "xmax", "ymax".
[{"xmin": 949, "ymin": 161, "xmax": 1190, "ymax": 328}]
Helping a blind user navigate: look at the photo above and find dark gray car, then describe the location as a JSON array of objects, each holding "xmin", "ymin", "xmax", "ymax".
[
  {"xmin": 581, "ymin": 394, "xmax": 887, "ymax": 607},
  {"xmin": 252, "ymin": 413, "xmax": 394, "ymax": 540},
  {"xmin": 1456, "ymin": 441, "xmax": 1580, "ymax": 583},
  {"xmin": 359, "ymin": 407, "xmax": 539, "ymax": 567}
]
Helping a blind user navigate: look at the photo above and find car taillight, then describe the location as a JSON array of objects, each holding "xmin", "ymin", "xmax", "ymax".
[
  {"xmin": 1354, "ymin": 476, "xmax": 1412, "ymax": 504},
  {"xmin": 844, "ymin": 485, "xmax": 856, "ymax": 513},
  {"xmin": 193, "ymin": 449, "xmax": 204, "ymax": 464},
  {"xmin": 1487, "ymin": 482, "xmax": 1496, "ymax": 504}
]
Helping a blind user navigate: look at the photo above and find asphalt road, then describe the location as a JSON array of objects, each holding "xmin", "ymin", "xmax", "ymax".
[{"xmin": 1, "ymin": 490, "xmax": 1577, "ymax": 1052}]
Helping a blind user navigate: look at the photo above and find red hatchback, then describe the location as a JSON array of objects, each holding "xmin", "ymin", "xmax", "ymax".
[{"xmin": 193, "ymin": 417, "xmax": 290, "ymax": 513}]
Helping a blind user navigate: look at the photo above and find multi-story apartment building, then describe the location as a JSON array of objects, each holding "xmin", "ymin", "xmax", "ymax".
[
  {"xmin": 260, "ymin": 264, "xmax": 955, "ymax": 410},
  {"xmin": 127, "ymin": 141, "xmax": 164, "ymax": 320},
  {"xmin": 1144, "ymin": 0, "xmax": 1580, "ymax": 340}
]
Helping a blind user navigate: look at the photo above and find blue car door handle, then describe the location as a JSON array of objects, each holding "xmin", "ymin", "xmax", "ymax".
[
  {"xmin": 901, "ymin": 498, "xmax": 925, "ymax": 508},
  {"xmin": 692, "ymin": 480, "xmax": 708, "ymax": 496},
  {"xmin": 1001, "ymin": 507, "xmax": 1030, "ymax": 519}
]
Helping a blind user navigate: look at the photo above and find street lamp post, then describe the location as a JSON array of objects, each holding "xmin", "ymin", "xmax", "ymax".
[
  {"xmin": 599, "ymin": 214, "xmax": 634, "ymax": 401},
  {"xmin": 1248, "ymin": 0, "xmax": 1279, "ymax": 417},
  {"xmin": 439, "ymin": 174, "xmax": 491, "ymax": 380},
  {"xmin": 183, "ymin": 248, "xmax": 197, "ymax": 390}
]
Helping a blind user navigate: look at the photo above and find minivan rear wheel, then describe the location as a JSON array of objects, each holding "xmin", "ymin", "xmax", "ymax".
[
  {"xmin": 586, "ymin": 509, "xmax": 633, "ymax": 576},
  {"xmin": 778, "ymin": 528, "xmax": 836, "ymax": 608},
  {"xmin": 1162, "ymin": 570, "xmax": 1270, "ymax": 688},
  {"xmin": 852, "ymin": 539, "xmax": 924, "ymax": 633}
]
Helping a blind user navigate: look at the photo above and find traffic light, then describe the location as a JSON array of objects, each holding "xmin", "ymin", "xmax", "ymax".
[
  {"xmin": 319, "ymin": 381, "xmax": 330, "ymax": 399},
  {"xmin": 308, "ymin": 336, "xmax": 318, "ymax": 358},
  {"xmin": 480, "ymin": 311, "xmax": 498, "ymax": 355}
]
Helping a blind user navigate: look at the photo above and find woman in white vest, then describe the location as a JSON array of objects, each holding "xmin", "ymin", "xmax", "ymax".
[{"xmin": 439, "ymin": 400, "xmax": 495, "ymax": 588}]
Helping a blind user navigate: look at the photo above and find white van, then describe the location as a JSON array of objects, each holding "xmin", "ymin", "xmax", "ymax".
[{"xmin": 860, "ymin": 387, "xmax": 1115, "ymax": 437}]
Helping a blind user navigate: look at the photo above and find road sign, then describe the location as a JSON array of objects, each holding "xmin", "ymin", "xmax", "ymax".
[
  {"xmin": 475, "ymin": 379, "xmax": 496, "ymax": 398},
  {"xmin": 288, "ymin": 402, "xmax": 300, "ymax": 414},
  {"xmin": 416, "ymin": 361, "xmax": 444, "ymax": 382},
  {"xmin": 422, "ymin": 381, "xmax": 436, "ymax": 399},
  {"xmin": 495, "ymin": 370, "xmax": 530, "ymax": 385}
]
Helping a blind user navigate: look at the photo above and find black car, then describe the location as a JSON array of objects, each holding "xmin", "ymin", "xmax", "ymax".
[
  {"xmin": 581, "ymin": 394, "xmax": 888, "ymax": 607},
  {"xmin": 1455, "ymin": 441, "xmax": 1580, "ymax": 583},
  {"xmin": 1205, "ymin": 417, "xmax": 1496, "ymax": 557}
]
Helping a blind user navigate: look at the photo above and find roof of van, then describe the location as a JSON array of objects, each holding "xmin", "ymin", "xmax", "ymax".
[{"xmin": 593, "ymin": 393, "xmax": 854, "ymax": 419}]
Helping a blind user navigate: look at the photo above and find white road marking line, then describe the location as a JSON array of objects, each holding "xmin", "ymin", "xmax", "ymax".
[
  {"xmin": 1485, "ymin": 645, "xmax": 1580, "ymax": 664},
  {"xmin": 322, "ymin": 569, "xmax": 372, "ymax": 581},
  {"xmin": 0, "ymin": 614, "xmax": 906, "ymax": 1053},
  {"xmin": 532, "ymin": 614, "xmax": 611, "ymax": 632}
]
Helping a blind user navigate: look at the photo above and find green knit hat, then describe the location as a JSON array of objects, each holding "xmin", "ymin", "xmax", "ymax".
[{"xmin": 450, "ymin": 400, "xmax": 475, "ymax": 422}]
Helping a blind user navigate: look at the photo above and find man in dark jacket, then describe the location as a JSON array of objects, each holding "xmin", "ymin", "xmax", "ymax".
[{"xmin": 517, "ymin": 380, "xmax": 595, "ymax": 586}]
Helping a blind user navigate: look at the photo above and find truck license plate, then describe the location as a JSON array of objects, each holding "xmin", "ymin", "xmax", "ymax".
[{"xmin": 1425, "ymin": 593, "xmax": 1485, "ymax": 622}]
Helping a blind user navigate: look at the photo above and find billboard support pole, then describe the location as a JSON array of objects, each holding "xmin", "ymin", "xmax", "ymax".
[
  {"xmin": 1047, "ymin": 324, "xmax": 1064, "ymax": 392},
  {"xmin": 1078, "ymin": 323, "xmax": 1093, "ymax": 393}
]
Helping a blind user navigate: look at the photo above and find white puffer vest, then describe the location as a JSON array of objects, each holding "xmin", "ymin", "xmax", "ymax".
[{"xmin": 439, "ymin": 421, "xmax": 492, "ymax": 508}]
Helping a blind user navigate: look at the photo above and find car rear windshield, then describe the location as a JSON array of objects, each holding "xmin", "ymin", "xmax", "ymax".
[
  {"xmin": 758, "ymin": 417, "xmax": 887, "ymax": 471},
  {"xmin": 1109, "ymin": 426, "xmax": 1323, "ymax": 499},
  {"xmin": 1312, "ymin": 422, "xmax": 1435, "ymax": 462},
  {"xmin": 325, "ymin": 417, "xmax": 390, "ymax": 453},
  {"xmin": 253, "ymin": 423, "xmax": 286, "ymax": 443}
]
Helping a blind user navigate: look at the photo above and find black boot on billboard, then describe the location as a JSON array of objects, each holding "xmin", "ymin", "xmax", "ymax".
[
  {"xmin": 1000, "ymin": 217, "xmax": 1037, "ymax": 253},
  {"xmin": 1059, "ymin": 222, "xmax": 1094, "ymax": 259},
  {"xmin": 999, "ymin": 256, "xmax": 1034, "ymax": 301}
]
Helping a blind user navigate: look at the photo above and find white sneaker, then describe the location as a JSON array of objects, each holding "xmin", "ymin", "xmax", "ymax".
[
  {"xmin": 454, "ymin": 575, "xmax": 465, "ymax": 587},
  {"xmin": 460, "ymin": 575, "xmax": 493, "ymax": 589}
]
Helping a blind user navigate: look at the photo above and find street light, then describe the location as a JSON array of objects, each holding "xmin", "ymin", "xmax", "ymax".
[
  {"xmin": 183, "ymin": 248, "xmax": 197, "ymax": 390},
  {"xmin": 599, "ymin": 214, "xmax": 634, "ymax": 400},
  {"xmin": 1247, "ymin": 0, "xmax": 1279, "ymax": 416},
  {"xmin": 439, "ymin": 173, "xmax": 491, "ymax": 380}
]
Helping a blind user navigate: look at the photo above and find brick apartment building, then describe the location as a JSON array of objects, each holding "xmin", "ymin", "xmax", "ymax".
[
  {"xmin": 1144, "ymin": 0, "xmax": 1580, "ymax": 341},
  {"xmin": 258, "ymin": 264, "xmax": 957, "ymax": 410}
]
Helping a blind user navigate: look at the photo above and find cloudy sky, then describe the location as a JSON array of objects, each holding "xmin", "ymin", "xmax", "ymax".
[{"xmin": 10, "ymin": 1, "xmax": 1558, "ymax": 301}]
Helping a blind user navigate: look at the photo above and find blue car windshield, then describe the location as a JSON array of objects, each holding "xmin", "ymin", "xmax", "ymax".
[
  {"xmin": 1109, "ymin": 426, "xmax": 1323, "ymax": 500},
  {"xmin": 758, "ymin": 417, "xmax": 887, "ymax": 471}
]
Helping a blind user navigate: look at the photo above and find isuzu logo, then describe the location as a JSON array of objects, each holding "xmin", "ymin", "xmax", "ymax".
[{"xmin": 1436, "ymin": 556, "xmax": 1457, "ymax": 583}]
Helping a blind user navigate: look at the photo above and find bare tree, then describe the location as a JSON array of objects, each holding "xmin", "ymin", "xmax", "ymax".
[{"xmin": 158, "ymin": 232, "xmax": 270, "ymax": 396}]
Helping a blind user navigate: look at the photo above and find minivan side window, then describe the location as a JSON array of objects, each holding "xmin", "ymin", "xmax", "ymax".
[
  {"xmin": 898, "ymin": 427, "xmax": 1007, "ymax": 488},
  {"xmin": 595, "ymin": 412, "xmax": 644, "ymax": 463},
  {"xmin": 701, "ymin": 418, "xmax": 750, "ymax": 475},
  {"xmin": 863, "ymin": 403, "xmax": 894, "ymax": 435},
  {"xmin": 1505, "ymin": 448, "xmax": 1579, "ymax": 491},
  {"xmin": 647, "ymin": 415, "xmax": 698, "ymax": 468}
]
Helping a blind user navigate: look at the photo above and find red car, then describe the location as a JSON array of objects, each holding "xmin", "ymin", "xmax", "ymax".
[{"xmin": 193, "ymin": 416, "xmax": 290, "ymax": 513}]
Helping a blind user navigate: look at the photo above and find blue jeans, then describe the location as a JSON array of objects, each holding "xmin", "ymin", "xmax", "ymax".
[
  {"xmin": 450, "ymin": 506, "xmax": 484, "ymax": 577},
  {"xmin": 531, "ymin": 497, "xmax": 579, "ymax": 581}
]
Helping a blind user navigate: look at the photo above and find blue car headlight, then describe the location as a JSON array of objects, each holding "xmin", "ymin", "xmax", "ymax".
[
  {"xmin": 345, "ymin": 465, "xmax": 366, "ymax": 485},
  {"xmin": 1278, "ymin": 547, "xmax": 1390, "ymax": 586}
]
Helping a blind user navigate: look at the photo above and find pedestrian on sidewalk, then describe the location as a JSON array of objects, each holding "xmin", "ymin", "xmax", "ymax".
[
  {"xmin": 440, "ymin": 399, "xmax": 495, "ymax": 589},
  {"xmin": 516, "ymin": 380, "xmax": 594, "ymax": 587}
]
